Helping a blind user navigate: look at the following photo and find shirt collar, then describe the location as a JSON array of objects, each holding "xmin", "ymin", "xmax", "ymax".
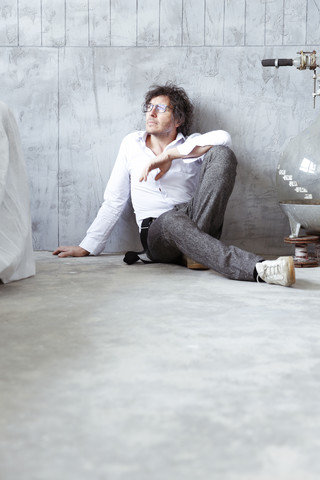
[{"xmin": 138, "ymin": 130, "xmax": 186, "ymax": 148}]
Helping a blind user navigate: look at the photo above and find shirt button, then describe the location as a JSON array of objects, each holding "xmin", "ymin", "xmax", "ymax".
[{"xmin": 159, "ymin": 187, "xmax": 161, "ymax": 192}]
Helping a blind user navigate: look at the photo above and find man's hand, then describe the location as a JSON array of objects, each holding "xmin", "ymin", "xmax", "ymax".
[
  {"xmin": 139, "ymin": 145, "xmax": 213, "ymax": 182},
  {"xmin": 52, "ymin": 246, "xmax": 90, "ymax": 258},
  {"xmin": 139, "ymin": 150, "xmax": 174, "ymax": 182}
]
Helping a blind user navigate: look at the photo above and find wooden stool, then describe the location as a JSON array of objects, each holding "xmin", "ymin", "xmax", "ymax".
[{"xmin": 284, "ymin": 235, "xmax": 319, "ymax": 267}]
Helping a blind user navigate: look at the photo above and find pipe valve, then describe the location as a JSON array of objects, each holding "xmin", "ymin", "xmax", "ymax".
[{"xmin": 262, "ymin": 50, "xmax": 320, "ymax": 107}]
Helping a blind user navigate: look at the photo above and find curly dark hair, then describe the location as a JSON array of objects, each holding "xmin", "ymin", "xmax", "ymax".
[{"xmin": 144, "ymin": 82, "xmax": 194, "ymax": 136}]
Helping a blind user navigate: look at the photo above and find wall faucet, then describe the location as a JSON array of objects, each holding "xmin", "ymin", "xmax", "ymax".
[{"xmin": 262, "ymin": 50, "xmax": 320, "ymax": 108}]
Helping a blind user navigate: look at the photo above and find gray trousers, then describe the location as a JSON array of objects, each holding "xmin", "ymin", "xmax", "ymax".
[{"xmin": 147, "ymin": 145, "xmax": 264, "ymax": 281}]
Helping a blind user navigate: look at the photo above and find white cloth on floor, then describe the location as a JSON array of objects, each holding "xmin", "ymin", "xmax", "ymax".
[{"xmin": 0, "ymin": 101, "xmax": 35, "ymax": 283}]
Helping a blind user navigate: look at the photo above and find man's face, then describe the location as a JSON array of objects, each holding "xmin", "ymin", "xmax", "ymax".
[{"xmin": 145, "ymin": 95, "xmax": 180, "ymax": 138}]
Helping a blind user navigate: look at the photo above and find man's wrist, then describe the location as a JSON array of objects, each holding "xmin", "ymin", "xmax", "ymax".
[
  {"xmin": 79, "ymin": 247, "xmax": 90, "ymax": 255},
  {"xmin": 166, "ymin": 147, "xmax": 180, "ymax": 161}
]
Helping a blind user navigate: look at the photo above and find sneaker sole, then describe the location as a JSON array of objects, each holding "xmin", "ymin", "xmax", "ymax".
[{"xmin": 284, "ymin": 256, "xmax": 296, "ymax": 286}]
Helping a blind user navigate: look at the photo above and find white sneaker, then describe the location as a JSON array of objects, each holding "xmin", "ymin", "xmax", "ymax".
[{"xmin": 256, "ymin": 256, "xmax": 295, "ymax": 286}]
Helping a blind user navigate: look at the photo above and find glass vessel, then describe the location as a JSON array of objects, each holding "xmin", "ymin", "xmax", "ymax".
[{"xmin": 276, "ymin": 114, "xmax": 320, "ymax": 237}]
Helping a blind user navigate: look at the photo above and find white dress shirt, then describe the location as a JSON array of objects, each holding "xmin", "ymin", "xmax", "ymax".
[{"xmin": 80, "ymin": 130, "xmax": 232, "ymax": 255}]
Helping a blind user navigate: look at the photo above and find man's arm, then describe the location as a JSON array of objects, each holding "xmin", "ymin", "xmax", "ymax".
[
  {"xmin": 139, "ymin": 145, "xmax": 213, "ymax": 182},
  {"xmin": 139, "ymin": 130, "xmax": 232, "ymax": 182}
]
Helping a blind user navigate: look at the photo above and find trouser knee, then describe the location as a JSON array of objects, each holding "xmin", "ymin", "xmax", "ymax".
[{"xmin": 203, "ymin": 145, "xmax": 237, "ymax": 177}]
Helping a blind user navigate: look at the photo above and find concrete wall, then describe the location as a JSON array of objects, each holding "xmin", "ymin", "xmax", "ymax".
[{"xmin": 1, "ymin": 0, "xmax": 320, "ymax": 255}]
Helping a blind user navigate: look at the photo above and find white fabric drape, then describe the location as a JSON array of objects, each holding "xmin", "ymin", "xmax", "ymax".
[{"xmin": 0, "ymin": 102, "xmax": 35, "ymax": 283}]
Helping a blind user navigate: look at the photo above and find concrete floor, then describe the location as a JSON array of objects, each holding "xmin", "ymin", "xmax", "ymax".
[{"xmin": 1, "ymin": 251, "xmax": 320, "ymax": 480}]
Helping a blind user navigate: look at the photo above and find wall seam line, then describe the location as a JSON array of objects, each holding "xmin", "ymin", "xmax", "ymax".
[
  {"xmin": 244, "ymin": 0, "xmax": 247, "ymax": 46},
  {"xmin": 17, "ymin": 0, "xmax": 19, "ymax": 45},
  {"xmin": 88, "ymin": 0, "xmax": 90, "ymax": 46},
  {"xmin": 305, "ymin": 0, "xmax": 308, "ymax": 45},
  {"xmin": 282, "ymin": 0, "xmax": 285, "ymax": 45},
  {"xmin": 40, "ymin": 0, "xmax": 43, "ymax": 46},
  {"xmin": 64, "ymin": 0, "xmax": 67, "ymax": 46},
  {"xmin": 57, "ymin": 47, "xmax": 60, "ymax": 246},
  {"xmin": 136, "ymin": 0, "xmax": 138, "ymax": 47},
  {"xmin": 264, "ymin": 0, "xmax": 266, "ymax": 46},
  {"xmin": 159, "ymin": 0, "xmax": 161, "ymax": 46},
  {"xmin": 222, "ymin": 0, "xmax": 225, "ymax": 46}
]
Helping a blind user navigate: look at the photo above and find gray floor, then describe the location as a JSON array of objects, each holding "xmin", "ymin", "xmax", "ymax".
[{"xmin": 1, "ymin": 251, "xmax": 320, "ymax": 480}]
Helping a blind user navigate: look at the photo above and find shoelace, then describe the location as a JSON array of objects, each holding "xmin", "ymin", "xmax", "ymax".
[
  {"xmin": 262, "ymin": 263, "xmax": 284, "ymax": 280},
  {"xmin": 256, "ymin": 262, "xmax": 285, "ymax": 283}
]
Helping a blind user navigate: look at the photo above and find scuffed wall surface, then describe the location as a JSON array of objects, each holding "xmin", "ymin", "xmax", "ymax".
[{"xmin": 0, "ymin": 0, "xmax": 320, "ymax": 254}]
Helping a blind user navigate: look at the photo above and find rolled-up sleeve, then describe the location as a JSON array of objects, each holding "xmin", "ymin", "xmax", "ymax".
[{"xmin": 177, "ymin": 130, "xmax": 232, "ymax": 160}]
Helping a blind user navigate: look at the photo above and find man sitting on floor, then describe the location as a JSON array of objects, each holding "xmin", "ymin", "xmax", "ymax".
[{"xmin": 53, "ymin": 83, "xmax": 295, "ymax": 287}]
